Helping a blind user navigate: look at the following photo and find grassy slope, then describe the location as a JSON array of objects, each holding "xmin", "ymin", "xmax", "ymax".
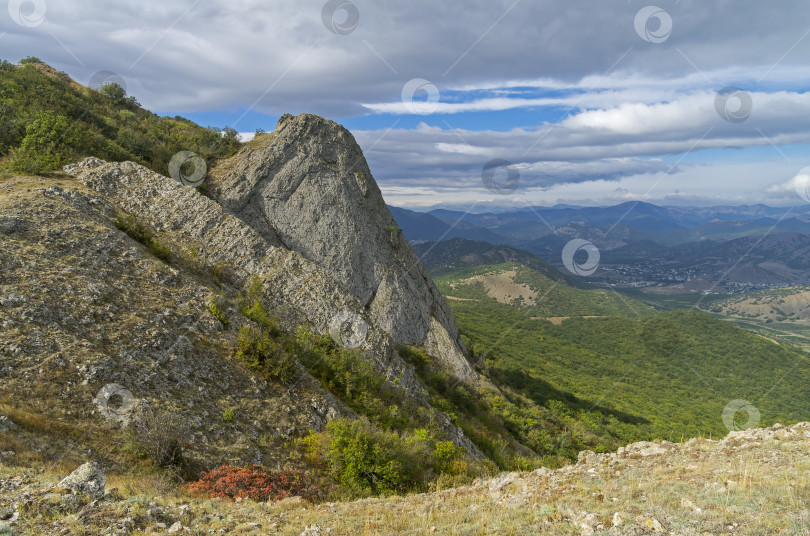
[
  {"xmin": 3, "ymin": 423, "xmax": 809, "ymax": 535},
  {"xmin": 436, "ymin": 263, "xmax": 810, "ymax": 442},
  {"xmin": 0, "ymin": 59, "xmax": 241, "ymax": 175},
  {"xmin": 623, "ymin": 285, "xmax": 810, "ymax": 353}
]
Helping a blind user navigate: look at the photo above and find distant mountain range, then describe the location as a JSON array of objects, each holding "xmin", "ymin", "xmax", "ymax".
[
  {"xmin": 392, "ymin": 202, "xmax": 810, "ymax": 291},
  {"xmin": 392, "ymin": 202, "xmax": 810, "ymax": 248}
]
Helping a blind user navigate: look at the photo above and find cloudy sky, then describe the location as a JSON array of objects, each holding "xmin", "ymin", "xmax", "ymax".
[{"xmin": 3, "ymin": 0, "xmax": 810, "ymax": 209}]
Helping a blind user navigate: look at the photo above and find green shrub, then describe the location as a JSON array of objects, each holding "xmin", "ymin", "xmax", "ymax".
[
  {"xmin": 241, "ymin": 299, "xmax": 280, "ymax": 335},
  {"xmin": 8, "ymin": 110, "xmax": 83, "ymax": 173},
  {"xmin": 235, "ymin": 326, "xmax": 297, "ymax": 383},
  {"xmin": 114, "ymin": 214, "xmax": 172, "ymax": 262},
  {"xmin": 99, "ymin": 82, "xmax": 139, "ymax": 109},
  {"xmin": 222, "ymin": 408, "xmax": 235, "ymax": 423},
  {"xmin": 207, "ymin": 296, "xmax": 230, "ymax": 328},
  {"xmin": 302, "ymin": 419, "xmax": 468, "ymax": 497}
]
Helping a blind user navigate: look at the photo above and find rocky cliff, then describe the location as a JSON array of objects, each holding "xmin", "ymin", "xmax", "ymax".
[
  {"xmin": 209, "ymin": 113, "xmax": 476, "ymax": 381},
  {"xmin": 0, "ymin": 113, "xmax": 484, "ymax": 472}
]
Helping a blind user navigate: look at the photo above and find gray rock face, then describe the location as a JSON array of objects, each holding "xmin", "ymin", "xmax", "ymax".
[
  {"xmin": 58, "ymin": 462, "xmax": 106, "ymax": 498},
  {"xmin": 211, "ymin": 114, "xmax": 474, "ymax": 379},
  {"xmin": 62, "ymin": 113, "xmax": 483, "ymax": 457}
]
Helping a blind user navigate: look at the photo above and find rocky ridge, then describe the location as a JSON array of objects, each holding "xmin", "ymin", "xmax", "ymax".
[{"xmin": 0, "ymin": 113, "xmax": 486, "ymax": 472}]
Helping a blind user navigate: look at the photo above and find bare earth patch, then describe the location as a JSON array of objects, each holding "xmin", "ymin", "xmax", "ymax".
[
  {"xmin": 531, "ymin": 316, "xmax": 606, "ymax": 325},
  {"xmin": 456, "ymin": 270, "xmax": 537, "ymax": 306}
]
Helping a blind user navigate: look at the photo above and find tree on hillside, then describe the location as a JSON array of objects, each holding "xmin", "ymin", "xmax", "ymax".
[
  {"xmin": 8, "ymin": 110, "xmax": 83, "ymax": 173},
  {"xmin": 99, "ymin": 82, "xmax": 139, "ymax": 109}
]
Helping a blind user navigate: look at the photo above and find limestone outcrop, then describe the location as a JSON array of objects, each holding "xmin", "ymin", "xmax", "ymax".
[{"xmin": 210, "ymin": 113, "xmax": 476, "ymax": 381}]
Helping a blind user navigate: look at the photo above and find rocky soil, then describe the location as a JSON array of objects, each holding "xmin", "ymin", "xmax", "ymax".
[
  {"xmin": 0, "ymin": 173, "xmax": 339, "ymax": 471},
  {"xmin": 1, "ymin": 422, "xmax": 808, "ymax": 535}
]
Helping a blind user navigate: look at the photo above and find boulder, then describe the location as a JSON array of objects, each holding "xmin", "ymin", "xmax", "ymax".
[
  {"xmin": 0, "ymin": 416, "xmax": 16, "ymax": 434},
  {"xmin": 58, "ymin": 462, "xmax": 106, "ymax": 498}
]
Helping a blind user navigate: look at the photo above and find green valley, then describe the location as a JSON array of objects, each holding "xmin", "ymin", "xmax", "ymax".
[{"xmin": 433, "ymin": 262, "xmax": 810, "ymax": 443}]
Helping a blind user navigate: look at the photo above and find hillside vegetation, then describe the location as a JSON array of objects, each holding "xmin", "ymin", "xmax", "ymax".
[
  {"xmin": 434, "ymin": 263, "xmax": 810, "ymax": 442},
  {"xmin": 413, "ymin": 238, "xmax": 584, "ymax": 286},
  {"xmin": 0, "ymin": 58, "xmax": 241, "ymax": 176},
  {"xmin": 435, "ymin": 263, "xmax": 652, "ymax": 318},
  {"xmin": 699, "ymin": 285, "xmax": 810, "ymax": 323}
]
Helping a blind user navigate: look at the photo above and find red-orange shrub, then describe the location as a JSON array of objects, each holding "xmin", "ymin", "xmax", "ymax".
[{"xmin": 187, "ymin": 465, "xmax": 325, "ymax": 502}]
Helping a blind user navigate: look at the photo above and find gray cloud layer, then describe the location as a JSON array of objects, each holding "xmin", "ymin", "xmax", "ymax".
[
  {"xmin": 4, "ymin": 1, "xmax": 809, "ymax": 114},
  {"xmin": 3, "ymin": 0, "xmax": 810, "ymax": 206}
]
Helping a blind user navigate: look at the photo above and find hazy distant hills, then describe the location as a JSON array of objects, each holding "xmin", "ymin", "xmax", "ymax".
[
  {"xmin": 392, "ymin": 203, "xmax": 810, "ymax": 290},
  {"xmin": 387, "ymin": 206, "xmax": 506, "ymax": 244},
  {"xmin": 392, "ymin": 202, "xmax": 810, "ymax": 249},
  {"xmin": 601, "ymin": 231, "xmax": 810, "ymax": 288},
  {"xmin": 412, "ymin": 238, "xmax": 584, "ymax": 286}
]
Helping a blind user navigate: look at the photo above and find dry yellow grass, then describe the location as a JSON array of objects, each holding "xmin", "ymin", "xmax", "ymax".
[
  {"xmin": 2, "ymin": 424, "xmax": 809, "ymax": 535},
  {"xmin": 452, "ymin": 270, "xmax": 537, "ymax": 306}
]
